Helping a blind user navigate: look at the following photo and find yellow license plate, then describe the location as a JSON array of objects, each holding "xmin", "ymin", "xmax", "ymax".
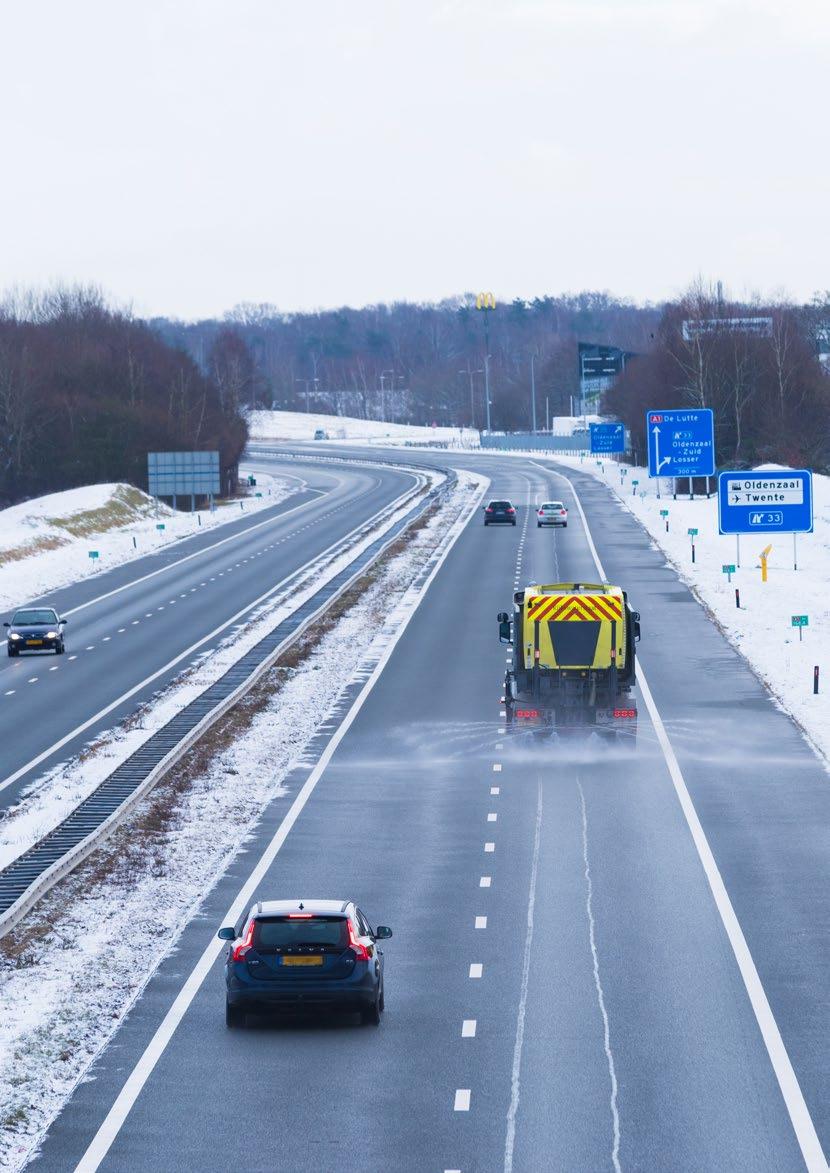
[
  {"xmin": 281, "ymin": 955, "xmax": 323, "ymax": 967},
  {"xmin": 26, "ymin": 639, "xmax": 43, "ymax": 646}
]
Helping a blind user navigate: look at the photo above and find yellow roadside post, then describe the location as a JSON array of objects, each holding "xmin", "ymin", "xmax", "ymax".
[{"xmin": 760, "ymin": 544, "xmax": 772, "ymax": 582}]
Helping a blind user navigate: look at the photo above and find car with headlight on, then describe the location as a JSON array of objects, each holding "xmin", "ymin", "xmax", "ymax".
[
  {"xmin": 537, "ymin": 501, "xmax": 568, "ymax": 528},
  {"xmin": 4, "ymin": 608, "xmax": 67, "ymax": 656},
  {"xmin": 218, "ymin": 899, "xmax": 392, "ymax": 1027}
]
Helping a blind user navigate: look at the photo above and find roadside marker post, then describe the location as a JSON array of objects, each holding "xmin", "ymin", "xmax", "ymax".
[
  {"xmin": 88, "ymin": 551, "xmax": 99, "ymax": 565},
  {"xmin": 156, "ymin": 523, "xmax": 165, "ymax": 532},
  {"xmin": 735, "ymin": 588, "xmax": 741, "ymax": 609},
  {"xmin": 632, "ymin": 479, "xmax": 639, "ymax": 497},
  {"xmin": 760, "ymin": 543, "xmax": 772, "ymax": 583},
  {"xmin": 660, "ymin": 508, "xmax": 669, "ymax": 532},
  {"xmin": 791, "ymin": 615, "xmax": 809, "ymax": 643},
  {"xmin": 815, "ymin": 666, "xmax": 820, "ymax": 695},
  {"xmin": 722, "ymin": 564, "xmax": 736, "ymax": 584},
  {"xmin": 688, "ymin": 527, "xmax": 698, "ymax": 563}
]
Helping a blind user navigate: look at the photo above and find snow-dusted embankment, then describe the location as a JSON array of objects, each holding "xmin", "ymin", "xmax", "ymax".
[
  {"xmin": 248, "ymin": 408, "xmax": 478, "ymax": 446},
  {"xmin": 0, "ymin": 472, "xmax": 294, "ymax": 611}
]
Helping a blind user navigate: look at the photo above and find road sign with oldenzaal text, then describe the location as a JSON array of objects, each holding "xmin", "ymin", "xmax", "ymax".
[
  {"xmin": 688, "ymin": 528, "xmax": 698, "ymax": 536},
  {"xmin": 722, "ymin": 564, "xmax": 736, "ymax": 573},
  {"xmin": 791, "ymin": 615, "xmax": 809, "ymax": 627},
  {"xmin": 717, "ymin": 469, "xmax": 813, "ymax": 534},
  {"xmin": 590, "ymin": 422, "xmax": 626, "ymax": 454},
  {"xmin": 646, "ymin": 408, "xmax": 715, "ymax": 478}
]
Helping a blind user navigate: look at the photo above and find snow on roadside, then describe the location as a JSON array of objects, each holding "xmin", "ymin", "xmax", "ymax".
[
  {"xmin": 249, "ymin": 408, "xmax": 479, "ymax": 446},
  {"xmin": 0, "ymin": 469, "xmax": 294, "ymax": 612},
  {"xmin": 0, "ymin": 469, "xmax": 487, "ymax": 1171},
  {"xmin": 545, "ymin": 453, "xmax": 830, "ymax": 765},
  {"xmin": 0, "ymin": 467, "xmax": 443, "ymax": 869}
]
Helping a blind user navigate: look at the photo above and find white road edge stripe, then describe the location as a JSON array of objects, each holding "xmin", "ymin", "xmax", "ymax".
[
  {"xmin": 71, "ymin": 470, "xmax": 490, "ymax": 1173},
  {"xmin": 537, "ymin": 459, "xmax": 827, "ymax": 1172}
]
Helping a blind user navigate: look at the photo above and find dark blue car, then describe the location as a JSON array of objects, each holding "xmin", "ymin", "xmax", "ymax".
[{"xmin": 218, "ymin": 899, "xmax": 392, "ymax": 1027}]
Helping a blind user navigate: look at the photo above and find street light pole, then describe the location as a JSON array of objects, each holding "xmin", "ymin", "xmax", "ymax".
[
  {"xmin": 530, "ymin": 353, "xmax": 537, "ymax": 433},
  {"xmin": 475, "ymin": 292, "xmax": 496, "ymax": 432}
]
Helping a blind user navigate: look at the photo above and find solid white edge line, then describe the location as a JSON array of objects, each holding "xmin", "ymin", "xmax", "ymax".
[
  {"xmin": 536, "ymin": 459, "xmax": 827, "ymax": 1172},
  {"xmin": 0, "ymin": 474, "xmax": 427, "ymax": 798},
  {"xmin": 72, "ymin": 471, "xmax": 490, "ymax": 1173}
]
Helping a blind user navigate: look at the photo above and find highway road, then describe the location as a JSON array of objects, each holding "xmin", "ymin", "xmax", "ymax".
[
  {"xmin": 0, "ymin": 459, "xmax": 418, "ymax": 810},
  {"xmin": 29, "ymin": 448, "xmax": 830, "ymax": 1172}
]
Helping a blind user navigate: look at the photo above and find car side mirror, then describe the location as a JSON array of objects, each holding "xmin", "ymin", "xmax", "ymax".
[
  {"xmin": 498, "ymin": 618, "xmax": 512, "ymax": 645},
  {"xmin": 632, "ymin": 611, "xmax": 641, "ymax": 642},
  {"xmin": 375, "ymin": 926, "xmax": 393, "ymax": 939},
  {"xmin": 217, "ymin": 926, "xmax": 236, "ymax": 941},
  {"xmin": 2, "ymin": 623, "xmax": 8, "ymax": 628},
  {"xmin": 61, "ymin": 617, "xmax": 68, "ymax": 624}
]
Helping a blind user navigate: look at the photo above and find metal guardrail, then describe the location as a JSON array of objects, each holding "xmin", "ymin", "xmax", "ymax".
[
  {"xmin": 479, "ymin": 433, "xmax": 590, "ymax": 452},
  {"xmin": 0, "ymin": 465, "xmax": 455, "ymax": 938}
]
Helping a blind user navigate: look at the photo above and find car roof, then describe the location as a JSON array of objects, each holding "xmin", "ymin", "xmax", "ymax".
[
  {"xmin": 541, "ymin": 501, "xmax": 564, "ymax": 506},
  {"xmin": 250, "ymin": 899, "xmax": 351, "ymax": 918}
]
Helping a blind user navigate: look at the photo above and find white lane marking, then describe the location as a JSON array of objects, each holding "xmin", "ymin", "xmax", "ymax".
[
  {"xmin": 504, "ymin": 781, "xmax": 543, "ymax": 1173},
  {"xmin": 68, "ymin": 655, "xmax": 77, "ymax": 661},
  {"xmin": 145, "ymin": 613, "xmax": 153, "ymax": 618},
  {"xmin": 62, "ymin": 476, "xmax": 318, "ymax": 618},
  {"xmin": 578, "ymin": 780, "xmax": 621, "ymax": 1172},
  {"xmin": 484, "ymin": 842, "xmax": 495, "ymax": 853},
  {"xmin": 462, "ymin": 1020, "xmax": 477, "ymax": 1038},
  {"xmin": 491, "ymin": 786, "xmax": 500, "ymax": 795},
  {"xmin": 495, "ymin": 742, "xmax": 503, "ymax": 750},
  {"xmin": 49, "ymin": 666, "xmax": 59, "ymax": 671},
  {"xmin": 454, "ymin": 1090, "xmax": 471, "ymax": 1112},
  {"xmin": 4, "ymin": 690, "xmax": 14, "ymax": 696},
  {"xmin": 487, "ymin": 812, "xmax": 497, "ymax": 822},
  {"xmin": 85, "ymin": 646, "xmax": 94, "ymax": 651},
  {"xmin": 469, "ymin": 964, "xmax": 483, "ymax": 979},
  {"xmin": 493, "ymin": 763, "xmax": 502, "ymax": 772},
  {"xmin": 69, "ymin": 462, "xmax": 488, "ymax": 1173},
  {"xmin": 500, "ymin": 711, "xmax": 506, "ymax": 717},
  {"xmin": 540, "ymin": 458, "xmax": 828, "ymax": 1172},
  {"xmin": 27, "ymin": 677, "xmax": 38, "ymax": 683},
  {"xmin": 480, "ymin": 876, "xmax": 491, "ymax": 888},
  {"xmin": 475, "ymin": 916, "xmax": 487, "ymax": 929},
  {"xmin": 131, "ymin": 620, "xmax": 140, "ymax": 626},
  {"xmin": 117, "ymin": 628, "xmax": 126, "ymax": 633}
]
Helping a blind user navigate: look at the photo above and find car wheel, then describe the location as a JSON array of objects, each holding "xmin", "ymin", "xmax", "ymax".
[
  {"xmin": 225, "ymin": 1000, "xmax": 246, "ymax": 1028},
  {"xmin": 537, "ymin": 522, "xmax": 541, "ymax": 528},
  {"xmin": 512, "ymin": 521, "xmax": 516, "ymax": 526},
  {"xmin": 379, "ymin": 982, "xmax": 385, "ymax": 1012},
  {"xmin": 361, "ymin": 995, "xmax": 382, "ymax": 1026},
  {"xmin": 483, "ymin": 521, "xmax": 488, "ymax": 526},
  {"xmin": 7, "ymin": 645, "xmax": 17, "ymax": 658},
  {"xmin": 563, "ymin": 522, "xmax": 568, "ymax": 528},
  {"xmin": 56, "ymin": 642, "xmax": 64, "ymax": 655}
]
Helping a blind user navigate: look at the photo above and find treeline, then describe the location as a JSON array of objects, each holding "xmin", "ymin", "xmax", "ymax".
[
  {"xmin": 604, "ymin": 286, "xmax": 830, "ymax": 470},
  {"xmin": 0, "ymin": 288, "xmax": 248, "ymax": 506},
  {"xmin": 151, "ymin": 293, "xmax": 660, "ymax": 431}
]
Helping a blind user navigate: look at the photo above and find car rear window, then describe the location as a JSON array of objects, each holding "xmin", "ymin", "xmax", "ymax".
[
  {"xmin": 253, "ymin": 917, "xmax": 349, "ymax": 949},
  {"xmin": 542, "ymin": 502, "xmax": 564, "ymax": 510},
  {"xmin": 489, "ymin": 500, "xmax": 512, "ymax": 508},
  {"xmin": 12, "ymin": 610, "xmax": 57, "ymax": 625}
]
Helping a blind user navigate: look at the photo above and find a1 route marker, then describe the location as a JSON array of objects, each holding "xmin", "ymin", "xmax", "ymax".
[
  {"xmin": 792, "ymin": 615, "xmax": 809, "ymax": 642},
  {"xmin": 722, "ymin": 563, "xmax": 736, "ymax": 583}
]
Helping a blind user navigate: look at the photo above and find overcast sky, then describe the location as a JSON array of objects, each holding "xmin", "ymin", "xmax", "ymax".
[{"xmin": 2, "ymin": 1, "xmax": 827, "ymax": 319}]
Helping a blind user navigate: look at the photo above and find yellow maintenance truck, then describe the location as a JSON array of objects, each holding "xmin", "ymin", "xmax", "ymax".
[{"xmin": 497, "ymin": 582, "xmax": 641, "ymax": 740}]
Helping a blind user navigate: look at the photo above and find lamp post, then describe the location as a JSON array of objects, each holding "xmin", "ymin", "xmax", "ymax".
[
  {"xmin": 380, "ymin": 369, "xmax": 395, "ymax": 421},
  {"xmin": 458, "ymin": 364, "xmax": 483, "ymax": 429},
  {"xmin": 475, "ymin": 292, "xmax": 496, "ymax": 432},
  {"xmin": 530, "ymin": 352, "xmax": 537, "ymax": 433}
]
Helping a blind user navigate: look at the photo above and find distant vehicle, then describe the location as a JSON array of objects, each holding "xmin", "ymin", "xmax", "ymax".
[
  {"xmin": 537, "ymin": 501, "xmax": 568, "ymax": 528},
  {"xmin": 218, "ymin": 899, "xmax": 392, "ymax": 1027},
  {"xmin": 4, "ymin": 608, "xmax": 67, "ymax": 657},
  {"xmin": 483, "ymin": 499, "xmax": 517, "ymax": 526},
  {"xmin": 313, "ymin": 428, "xmax": 328, "ymax": 440}
]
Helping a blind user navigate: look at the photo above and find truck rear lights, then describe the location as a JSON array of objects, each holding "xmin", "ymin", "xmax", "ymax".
[
  {"xmin": 515, "ymin": 709, "xmax": 539, "ymax": 718},
  {"xmin": 613, "ymin": 708, "xmax": 636, "ymax": 718}
]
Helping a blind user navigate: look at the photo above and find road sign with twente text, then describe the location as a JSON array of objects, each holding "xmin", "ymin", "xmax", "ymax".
[
  {"xmin": 590, "ymin": 422, "xmax": 625, "ymax": 454},
  {"xmin": 646, "ymin": 408, "xmax": 715, "ymax": 477},
  {"xmin": 717, "ymin": 469, "xmax": 813, "ymax": 534}
]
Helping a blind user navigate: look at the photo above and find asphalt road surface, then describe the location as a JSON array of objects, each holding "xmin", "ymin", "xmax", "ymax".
[
  {"xmin": 0, "ymin": 459, "xmax": 417, "ymax": 809},
  {"xmin": 30, "ymin": 448, "xmax": 830, "ymax": 1172}
]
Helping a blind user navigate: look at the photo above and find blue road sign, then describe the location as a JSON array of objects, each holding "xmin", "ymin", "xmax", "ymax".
[
  {"xmin": 590, "ymin": 422, "xmax": 625, "ymax": 454},
  {"xmin": 646, "ymin": 409, "xmax": 715, "ymax": 477},
  {"xmin": 718, "ymin": 469, "xmax": 813, "ymax": 534}
]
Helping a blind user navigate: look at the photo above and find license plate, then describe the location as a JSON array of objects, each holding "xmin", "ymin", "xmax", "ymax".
[
  {"xmin": 280, "ymin": 955, "xmax": 323, "ymax": 967},
  {"xmin": 26, "ymin": 639, "xmax": 43, "ymax": 646}
]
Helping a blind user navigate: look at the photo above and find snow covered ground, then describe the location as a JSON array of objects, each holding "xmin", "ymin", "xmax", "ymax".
[
  {"xmin": 0, "ymin": 469, "xmax": 486, "ymax": 1170},
  {"xmin": 0, "ymin": 471, "xmax": 294, "ymax": 612},
  {"xmin": 546, "ymin": 454, "xmax": 830, "ymax": 765},
  {"xmin": 248, "ymin": 409, "xmax": 479, "ymax": 446}
]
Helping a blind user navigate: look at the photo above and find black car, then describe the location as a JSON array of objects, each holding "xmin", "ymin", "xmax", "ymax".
[
  {"xmin": 218, "ymin": 899, "xmax": 392, "ymax": 1027},
  {"xmin": 4, "ymin": 608, "xmax": 67, "ymax": 656},
  {"xmin": 483, "ymin": 499, "xmax": 517, "ymax": 526}
]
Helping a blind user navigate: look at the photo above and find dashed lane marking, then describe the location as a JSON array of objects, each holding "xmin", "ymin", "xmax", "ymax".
[
  {"xmin": 469, "ymin": 964, "xmax": 483, "ymax": 979},
  {"xmin": 454, "ymin": 1090, "xmax": 471, "ymax": 1112},
  {"xmin": 493, "ymin": 763, "xmax": 502, "ymax": 772},
  {"xmin": 475, "ymin": 916, "xmax": 487, "ymax": 929},
  {"xmin": 480, "ymin": 877, "xmax": 491, "ymax": 888},
  {"xmin": 491, "ymin": 787, "xmax": 500, "ymax": 795},
  {"xmin": 484, "ymin": 842, "xmax": 495, "ymax": 853},
  {"xmin": 4, "ymin": 690, "xmax": 14, "ymax": 696},
  {"xmin": 487, "ymin": 813, "xmax": 497, "ymax": 822},
  {"xmin": 462, "ymin": 1020, "xmax": 477, "ymax": 1038}
]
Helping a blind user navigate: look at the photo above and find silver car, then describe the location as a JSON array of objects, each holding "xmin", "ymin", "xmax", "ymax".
[{"xmin": 537, "ymin": 501, "xmax": 568, "ymax": 528}]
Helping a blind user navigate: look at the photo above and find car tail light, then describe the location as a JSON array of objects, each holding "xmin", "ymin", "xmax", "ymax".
[
  {"xmin": 538, "ymin": 510, "xmax": 544, "ymax": 516},
  {"xmin": 613, "ymin": 708, "xmax": 636, "ymax": 719},
  {"xmin": 348, "ymin": 919, "xmax": 371, "ymax": 962},
  {"xmin": 560, "ymin": 510, "xmax": 567, "ymax": 516},
  {"xmin": 231, "ymin": 919, "xmax": 255, "ymax": 962},
  {"xmin": 507, "ymin": 507, "xmax": 515, "ymax": 513},
  {"xmin": 485, "ymin": 507, "xmax": 493, "ymax": 513}
]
